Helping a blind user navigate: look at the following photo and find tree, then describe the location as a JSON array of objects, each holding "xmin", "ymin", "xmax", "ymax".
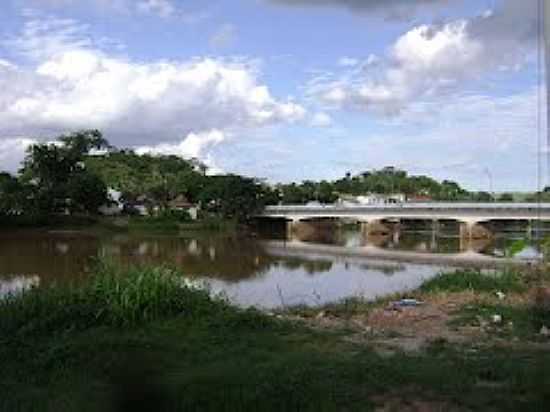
[
  {"xmin": 20, "ymin": 130, "xmax": 110, "ymax": 215},
  {"xmin": 66, "ymin": 171, "xmax": 108, "ymax": 214},
  {"xmin": 474, "ymin": 191, "xmax": 494, "ymax": 202},
  {"xmin": 199, "ymin": 175, "xmax": 266, "ymax": 221},
  {"xmin": 0, "ymin": 172, "xmax": 25, "ymax": 217},
  {"xmin": 498, "ymin": 193, "xmax": 514, "ymax": 202}
]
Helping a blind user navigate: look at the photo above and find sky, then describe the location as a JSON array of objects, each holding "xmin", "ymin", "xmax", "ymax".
[{"xmin": 0, "ymin": 0, "xmax": 546, "ymax": 191}]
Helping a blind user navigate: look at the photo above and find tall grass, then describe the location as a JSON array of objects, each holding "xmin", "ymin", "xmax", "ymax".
[
  {"xmin": 0, "ymin": 261, "xmax": 224, "ymax": 337},
  {"xmin": 420, "ymin": 269, "xmax": 526, "ymax": 294}
]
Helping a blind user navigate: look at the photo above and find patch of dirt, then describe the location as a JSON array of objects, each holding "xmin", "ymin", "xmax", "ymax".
[
  {"xmin": 371, "ymin": 389, "xmax": 465, "ymax": 412},
  {"xmin": 287, "ymin": 287, "xmax": 550, "ymax": 353},
  {"xmin": 360, "ymin": 292, "xmax": 484, "ymax": 352}
]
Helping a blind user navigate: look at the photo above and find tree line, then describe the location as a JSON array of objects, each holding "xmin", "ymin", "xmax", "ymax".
[
  {"xmin": 0, "ymin": 130, "xmax": 275, "ymax": 224},
  {"xmin": 0, "ymin": 130, "xmax": 539, "ymax": 226},
  {"xmin": 275, "ymin": 167, "xmax": 502, "ymax": 204}
]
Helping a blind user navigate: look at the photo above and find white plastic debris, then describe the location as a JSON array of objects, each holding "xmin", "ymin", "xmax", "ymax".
[
  {"xmin": 540, "ymin": 326, "xmax": 550, "ymax": 337},
  {"xmin": 492, "ymin": 314, "xmax": 503, "ymax": 324},
  {"xmin": 495, "ymin": 291, "xmax": 506, "ymax": 300},
  {"xmin": 394, "ymin": 299, "xmax": 423, "ymax": 307}
]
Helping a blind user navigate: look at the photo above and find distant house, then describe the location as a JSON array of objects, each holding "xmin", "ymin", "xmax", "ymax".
[
  {"xmin": 123, "ymin": 195, "xmax": 152, "ymax": 216},
  {"xmin": 407, "ymin": 195, "xmax": 433, "ymax": 203},
  {"xmin": 99, "ymin": 188, "xmax": 124, "ymax": 216},
  {"xmin": 168, "ymin": 195, "xmax": 198, "ymax": 220},
  {"xmin": 339, "ymin": 193, "xmax": 406, "ymax": 206}
]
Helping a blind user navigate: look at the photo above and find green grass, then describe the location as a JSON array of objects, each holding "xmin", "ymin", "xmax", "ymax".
[
  {"xmin": 0, "ymin": 262, "xmax": 222, "ymax": 335},
  {"xmin": 452, "ymin": 302, "xmax": 550, "ymax": 340},
  {"xmin": 127, "ymin": 215, "xmax": 238, "ymax": 233},
  {"xmin": 2, "ymin": 264, "xmax": 550, "ymax": 411},
  {"xmin": 420, "ymin": 269, "xmax": 527, "ymax": 294}
]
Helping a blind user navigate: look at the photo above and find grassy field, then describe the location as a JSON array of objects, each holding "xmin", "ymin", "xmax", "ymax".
[{"xmin": 1, "ymin": 265, "xmax": 550, "ymax": 411}]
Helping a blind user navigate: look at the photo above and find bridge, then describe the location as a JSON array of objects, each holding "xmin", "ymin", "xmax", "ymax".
[{"xmin": 258, "ymin": 203, "xmax": 550, "ymax": 239}]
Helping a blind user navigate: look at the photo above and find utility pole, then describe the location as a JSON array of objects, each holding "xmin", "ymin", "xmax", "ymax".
[{"xmin": 483, "ymin": 168, "xmax": 494, "ymax": 201}]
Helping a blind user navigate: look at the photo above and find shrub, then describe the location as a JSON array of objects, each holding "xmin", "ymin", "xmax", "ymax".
[
  {"xmin": 420, "ymin": 270, "xmax": 526, "ymax": 294},
  {"xmin": 0, "ymin": 262, "xmax": 224, "ymax": 337}
]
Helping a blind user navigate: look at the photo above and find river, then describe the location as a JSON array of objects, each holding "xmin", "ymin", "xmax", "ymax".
[{"xmin": 0, "ymin": 224, "xmax": 545, "ymax": 308}]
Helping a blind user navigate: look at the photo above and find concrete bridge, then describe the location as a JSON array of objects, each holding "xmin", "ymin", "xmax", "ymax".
[{"xmin": 259, "ymin": 203, "xmax": 550, "ymax": 239}]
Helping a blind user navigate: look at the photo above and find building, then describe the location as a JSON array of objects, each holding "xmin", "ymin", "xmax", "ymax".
[
  {"xmin": 99, "ymin": 188, "xmax": 124, "ymax": 216},
  {"xmin": 338, "ymin": 193, "xmax": 406, "ymax": 206}
]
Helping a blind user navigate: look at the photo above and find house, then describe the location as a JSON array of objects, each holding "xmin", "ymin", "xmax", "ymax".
[
  {"xmin": 339, "ymin": 193, "xmax": 406, "ymax": 206},
  {"xmin": 407, "ymin": 194, "xmax": 433, "ymax": 203},
  {"xmin": 123, "ymin": 195, "xmax": 152, "ymax": 216},
  {"xmin": 99, "ymin": 188, "xmax": 124, "ymax": 216},
  {"xmin": 168, "ymin": 195, "xmax": 199, "ymax": 220}
]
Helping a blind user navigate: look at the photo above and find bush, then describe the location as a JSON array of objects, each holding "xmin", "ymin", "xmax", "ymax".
[
  {"xmin": 0, "ymin": 262, "xmax": 225, "ymax": 337},
  {"xmin": 420, "ymin": 270, "xmax": 526, "ymax": 294}
]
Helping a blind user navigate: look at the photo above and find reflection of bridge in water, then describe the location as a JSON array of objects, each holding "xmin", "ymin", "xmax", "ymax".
[
  {"xmin": 259, "ymin": 203, "xmax": 550, "ymax": 240},
  {"xmin": 262, "ymin": 240, "xmax": 536, "ymax": 269}
]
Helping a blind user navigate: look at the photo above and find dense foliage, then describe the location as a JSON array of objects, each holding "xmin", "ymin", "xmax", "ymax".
[
  {"xmin": 4, "ymin": 129, "xmax": 542, "ymax": 225},
  {"xmin": 1, "ymin": 130, "xmax": 110, "ymax": 220},
  {"xmin": 275, "ymin": 166, "xmax": 484, "ymax": 204},
  {"xmin": 1, "ymin": 130, "xmax": 273, "ymax": 223}
]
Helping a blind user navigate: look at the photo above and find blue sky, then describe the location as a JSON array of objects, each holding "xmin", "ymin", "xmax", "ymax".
[{"xmin": 0, "ymin": 0, "xmax": 546, "ymax": 191}]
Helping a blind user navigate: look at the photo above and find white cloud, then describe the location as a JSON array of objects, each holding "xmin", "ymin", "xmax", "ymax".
[
  {"xmin": 3, "ymin": 13, "xmax": 93, "ymax": 60},
  {"xmin": 210, "ymin": 24, "xmax": 238, "ymax": 49},
  {"xmin": 136, "ymin": 0, "xmax": 176, "ymax": 18},
  {"xmin": 0, "ymin": 14, "xmax": 306, "ymax": 171},
  {"xmin": 25, "ymin": 0, "xmax": 210, "ymax": 23},
  {"xmin": 338, "ymin": 57, "xmax": 358, "ymax": 67},
  {"xmin": 310, "ymin": 112, "xmax": 333, "ymax": 127},
  {"xmin": 307, "ymin": 0, "xmax": 537, "ymax": 114},
  {"xmin": 135, "ymin": 130, "xmax": 228, "ymax": 175},
  {"xmin": 136, "ymin": 130, "xmax": 226, "ymax": 159},
  {"xmin": 0, "ymin": 138, "xmax": 36, "ymax": 173}
]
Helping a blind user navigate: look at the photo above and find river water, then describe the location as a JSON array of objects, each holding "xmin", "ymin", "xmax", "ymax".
[{"xmin": 0, "ymin": 224, "xmax": 544, "ymax": 308}]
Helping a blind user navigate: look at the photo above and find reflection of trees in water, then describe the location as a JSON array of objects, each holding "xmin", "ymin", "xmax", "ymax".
[
  {"xmin": 101, "ymin": 235, "xmax": 277, "ymax": 282},
  {"xmin": 103, "ymin": 235, "xmax": 341, "ymax": 281},
  {"xmin": 279, "ymin": 257, "xmax": 333, "ymax": 275},
  {"xmin": 0, "ymin": 231, "xmax": 100, "ymax": 283},
  {"xmin": 357, "ymin": 263, "xmax": 404, "ymax": 276},
  {"xmin": 0, "ymin": 274, "xmax": 40, "ymax": 297}
]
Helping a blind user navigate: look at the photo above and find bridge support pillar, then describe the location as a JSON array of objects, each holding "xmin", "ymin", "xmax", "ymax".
[
  {"xmin": 527, "ymin": 220, "xmax": 534, "ymax": 239},
  {"xmin": 431, "ymin": 220, "xmax": 440, "ymax": 251},
  {"xmin": 285, "ymin": 219, "xmax": 300, "ymax": 240},
  {"xmin": 360, "ymin": 220, "xmax": 392, "ymax": 237},
  {"xmin": 459, "ymin": 221, "xmax": 493, "ymax": 241}
]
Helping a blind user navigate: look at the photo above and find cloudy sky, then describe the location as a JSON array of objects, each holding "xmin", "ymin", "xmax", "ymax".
[{"xmin": 0, "ymin": 0, "xmax": 546, "ymax": 190}]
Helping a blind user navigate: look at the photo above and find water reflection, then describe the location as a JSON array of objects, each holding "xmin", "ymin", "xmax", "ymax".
[
  {"xmin": 271, "ymin": 221, "xmax": 547, "ymax": 259},
  {"xmin": 0, "ymin": 225, "xmax": 544, "ymax": 308},
  {"xmin": 0, "ymin": 275, "xmax": 40, "ymax": 298}
]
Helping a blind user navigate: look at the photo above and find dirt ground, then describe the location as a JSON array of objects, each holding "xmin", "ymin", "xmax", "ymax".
[{"xmin": 288, "ymin": 288, "xmax": 549, "ymax": 354}]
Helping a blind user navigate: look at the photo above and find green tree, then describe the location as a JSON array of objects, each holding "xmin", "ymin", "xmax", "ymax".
[
  {"xmin": 0, "ymin": 172, "xmax": 25, "ymax": 217},
  {"xmin": 498, "ymin": 193, "xmax": 515, "ymax": 202},
  {"xmin": 66, "ymin": 171, "xmax": 108, "ymax": 214},
  {"xmin": 199, "ymin": 175, "xmax": 266, "ymax": 221},
  {"xmin": 20, "ymin": 130, "xmax": 110, "ymax": 215}
]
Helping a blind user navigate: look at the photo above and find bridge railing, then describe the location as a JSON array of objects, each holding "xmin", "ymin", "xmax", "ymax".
[
  {"xmin": 260, "ymin": 204, "xmax": 550, "ymax": 220},
  {"xmin": 263, "ymin": 203, "xmax": 550, "ymax": 213}
]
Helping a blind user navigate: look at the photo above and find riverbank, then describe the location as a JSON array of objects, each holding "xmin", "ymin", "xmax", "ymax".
[
  {"xmin": 283, "ymin": 268, "xmax": 550, "ymax": 354},
  {"xmin": 1, "ymin": 263, "xmax": 550, "ymax": 411},
  {"xmin": 0, "ymin": 214, "xmax": 241, "ymax": 235}
]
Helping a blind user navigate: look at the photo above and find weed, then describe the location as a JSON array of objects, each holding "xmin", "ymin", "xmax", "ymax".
[{"xmin": 420, "ymin": 270, "xmax": 526, "ymax": 294}]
